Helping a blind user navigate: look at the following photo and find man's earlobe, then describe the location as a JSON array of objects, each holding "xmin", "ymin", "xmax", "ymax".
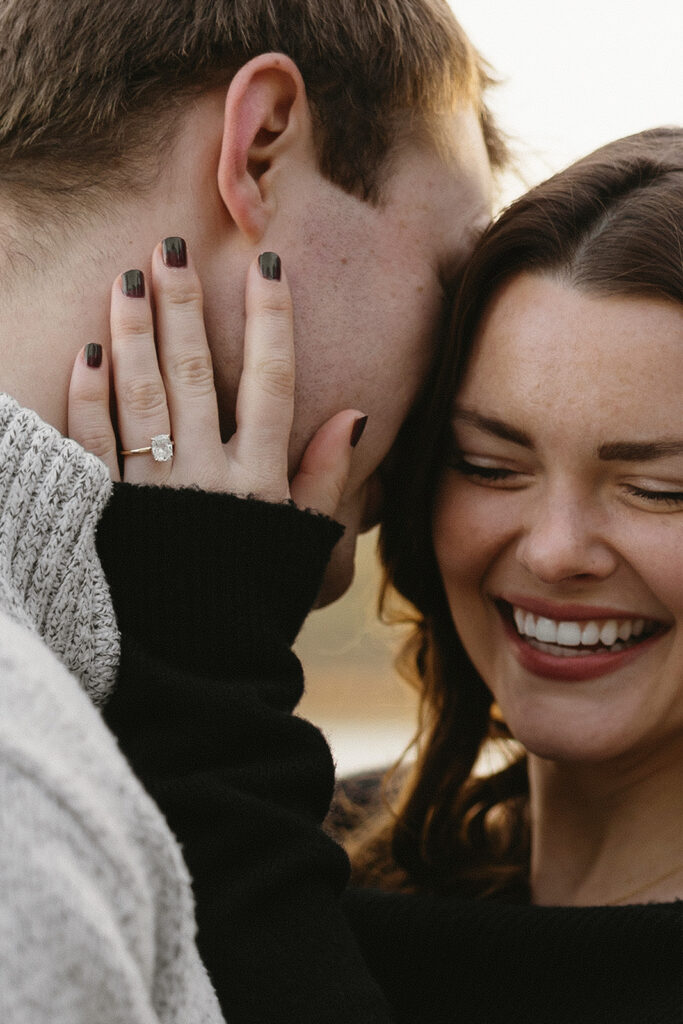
[{"xmin": 218, "ymin": 53, "xmax": 313, "ymax": 243}]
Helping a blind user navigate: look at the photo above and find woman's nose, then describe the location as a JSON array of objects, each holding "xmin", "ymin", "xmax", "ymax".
[{"xmin": 515, "ymin": 491, "xmax": 618, "ymax": 584}]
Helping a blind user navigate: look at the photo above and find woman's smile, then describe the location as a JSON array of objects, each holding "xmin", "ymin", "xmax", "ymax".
[{"xmin": 495, "ymin": 597, "xmax": 670, "ymax": 682}]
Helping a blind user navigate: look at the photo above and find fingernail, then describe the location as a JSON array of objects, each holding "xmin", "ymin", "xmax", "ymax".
[
  {"xmin": 162, "ymin": 236, "xmax": 187, "ymax": 268},
  {"xmin": 121, "ymin": 269, "xmax": 145, "ymax": 297},
  {"xmin": 350, "ymin": 415, "xmax": 368, "ymax": 448},
  {"xmin": 258, "ymin": 252, "xmax": 281, "ymax": 281},
  {"xmin": 84, "ymin": 343, "xmax": 103, "ymax": 368}
]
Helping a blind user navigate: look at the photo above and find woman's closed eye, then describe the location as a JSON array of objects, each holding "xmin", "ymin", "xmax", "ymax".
[
  {"xmin": 451, "ymin": 455, "xmax": 529, "ymax": 487},
  {"xmin": 450, "ymin": 446, "xmax": 683, "ymax": 508},
  {"xmin": 624, "ymin": 483, "xmax": 683, "ymax": 509}
]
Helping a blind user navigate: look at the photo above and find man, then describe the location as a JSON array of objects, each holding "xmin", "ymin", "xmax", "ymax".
[
  {"xmin": 0, "ymin": 1, "xmax": 501, "ymax": 1020},
  {"xmin": 0, "ymin": 0, "xmax": 498, "ymax": 603}
]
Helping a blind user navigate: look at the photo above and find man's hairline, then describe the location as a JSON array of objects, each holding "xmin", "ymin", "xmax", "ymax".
[{"xmin": 0, "ymin": 81, "xmax": 493, "ymax": 271}]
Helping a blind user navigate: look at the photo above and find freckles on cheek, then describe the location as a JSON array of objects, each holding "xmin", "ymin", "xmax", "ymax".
[
  {"xmin": 621, "ymin": 521, "xmax": 683, "ymax": 616},
  {"xmin": 432, "ymin": 476, "xmax": 512, "ymax": 588},
  {"xmin": 432, "ymin": 478, "xmax": 484, "ymax": 582},
  {"xmin": 639, "ymin": 555, "xmax": 683, "ymax": 619}
]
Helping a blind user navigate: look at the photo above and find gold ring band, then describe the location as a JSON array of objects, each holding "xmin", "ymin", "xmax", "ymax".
[
  {"xmin": 119, "ymin": 445, "xmax": 153, "ymax": 456},
  {"xmin": 119, "ymin": 434, "xmax": 174, "ymax": 463}
]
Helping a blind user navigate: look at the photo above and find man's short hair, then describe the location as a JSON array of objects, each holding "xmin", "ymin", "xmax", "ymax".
[{"xmin": 0, "ymin": 0, "xmax": 504, "ymax": 222}]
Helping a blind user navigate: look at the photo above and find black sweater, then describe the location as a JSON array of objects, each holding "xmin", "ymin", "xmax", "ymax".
[{"xmin": 97, "ymin": 484, "xmax": 683, "ymax": 1024}]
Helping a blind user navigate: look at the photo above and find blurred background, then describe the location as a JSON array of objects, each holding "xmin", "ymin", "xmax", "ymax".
[{"xmin": 296, "ymin": 0, "xmax": 683, "ymax": 777}]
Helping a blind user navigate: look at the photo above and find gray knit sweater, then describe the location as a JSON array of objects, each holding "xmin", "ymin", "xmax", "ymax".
[{"xmin": 0, "ymin": 394, "xmax": 224, "ymax": 1023}]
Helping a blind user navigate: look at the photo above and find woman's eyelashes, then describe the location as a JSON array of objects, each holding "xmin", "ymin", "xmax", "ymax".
[
  {"xmin": 448, "ymin": 447, "xmax": 683, "ymax": 508},
  {"xmin": 455, "ymin": 457, "xmax": 518, "ymax": 482},
  {"xmin": 447, "ymin": 447, "xmax": 528, "ymax": 486},
  {"xmin": 443, "ymin": 436, "xmax": 525, "ymax": 484},
  {"xmin": 624, "ymin": 484, "xmax": 683, "ymax": 508}
]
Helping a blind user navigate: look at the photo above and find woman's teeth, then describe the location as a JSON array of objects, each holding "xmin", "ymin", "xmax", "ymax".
[{"xmin": 512, "ymin": 606, "xmax": 651, "ymax": 655}]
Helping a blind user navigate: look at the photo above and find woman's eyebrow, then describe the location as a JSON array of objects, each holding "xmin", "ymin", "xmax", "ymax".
[
  {"xmin": 456, "ymin": 411, "xmax": 683, "ymax": 464},
  {"xmin": 451, "ymin": 408, "xmax": 534, "ymax": 449},
  {"xmin": 452, "ymin": 411, "xmax": 683, "ymax": 462},
  {"xmin": 598, "ymin": 439, "xmax": 683, "ymax": 461}
]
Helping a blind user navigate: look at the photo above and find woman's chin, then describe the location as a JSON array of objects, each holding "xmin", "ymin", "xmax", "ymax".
[{"xmin": 499, "ymin": 698, "xmax": 651, "ymax": 766}]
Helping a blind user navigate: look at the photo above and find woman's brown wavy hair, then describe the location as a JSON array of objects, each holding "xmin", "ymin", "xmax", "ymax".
[{"xmin": 350, "ymin": 126, "xmax": 683, "ymax": 898}]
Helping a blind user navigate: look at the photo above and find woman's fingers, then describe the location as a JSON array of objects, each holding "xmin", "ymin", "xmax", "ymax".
[
  {"xmin": 290, "ymin": 411, "xmax": 368, "ymax": 519},
  {"xmin": 151, "ymin": 239, "xmax": 225, "ymax": 488},
  {"xmin": 228, "ymin": 253, "xmax": 294, "ymax": 502},
  {"xmin": 68, "ymin": 343, "xmax": 120, "ymax": 480},
  {"xmin": 111, "ymin": 269, "xmax": 172, "ymax": 485}
]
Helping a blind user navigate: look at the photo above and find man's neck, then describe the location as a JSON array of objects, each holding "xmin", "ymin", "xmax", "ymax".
[
  {"xmin": 0, "ymin": 205, "xmax": 182, "ymax": 433},
  {"xmin": 0, "ymin": 96, "xmax": 227, "ymax": 433},
  {"xmin": 0, "ymin": 278, "xmax": 109, "ymax": 433}
]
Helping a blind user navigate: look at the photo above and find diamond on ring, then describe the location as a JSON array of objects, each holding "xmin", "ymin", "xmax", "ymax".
[{"xmin": 150, "ymin": 434, "xmax": 174, "ymax": 462}]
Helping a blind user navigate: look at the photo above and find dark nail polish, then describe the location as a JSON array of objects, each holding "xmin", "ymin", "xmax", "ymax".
[
  {"xmin": 121, "ymin": 269, "xmax": 145, "ymax": 297},
  {"xmin": 350, "ymin": 415, "xmax": 368, "ymax": 448},
  {"xmin": 162, "ymin": 236, "xmax": 187, "ymax": 268},
  {"xmin": 258, "ymin": 252, "xmax": 281, "ymax": 281},
  {"xmin": 85, "ymin": 343, "xmax": 102, "ymax": 368}
]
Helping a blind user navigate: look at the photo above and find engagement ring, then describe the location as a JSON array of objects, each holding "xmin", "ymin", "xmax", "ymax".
[{"xmin": 119, "ymin": 434, "xmax": 174, "ymax": 462}]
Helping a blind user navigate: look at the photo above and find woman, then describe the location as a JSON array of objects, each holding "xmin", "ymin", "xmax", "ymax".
[
  {"xmin": 361, "ymin": 124, "xmax": 683, "ymax": 910},
  {"xmin": 68, "ymin": 127, "xmax": 682, "ymax": 1022}
]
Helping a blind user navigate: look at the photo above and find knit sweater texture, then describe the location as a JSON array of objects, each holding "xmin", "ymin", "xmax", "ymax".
[
  {"xmin": 0, "ymin": 394, "xmax": 224, "ymax": 1024},
  {"xmin": 0, "ymin": 394, "xmax": 118, "ymax": 703}
]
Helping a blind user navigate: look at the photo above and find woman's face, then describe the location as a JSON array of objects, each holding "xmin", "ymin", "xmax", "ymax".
[{"xmin": 433, "ymin": 273, "xmax": 683, "ymax": 764}]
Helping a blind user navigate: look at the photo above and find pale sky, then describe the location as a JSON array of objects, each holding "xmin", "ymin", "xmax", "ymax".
[{"xmin": 449, "ymin": 0, "xmax": 682, "ymax": 203}]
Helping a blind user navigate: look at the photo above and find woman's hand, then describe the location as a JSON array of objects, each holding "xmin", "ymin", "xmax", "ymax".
[{"xmin": 67, "ymin": 239, "xmax": 366, "ymax": 520}]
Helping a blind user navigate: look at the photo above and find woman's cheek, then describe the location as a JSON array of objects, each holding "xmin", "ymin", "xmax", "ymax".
[
  {"xmin": 613, "ymin": 515, "xmax": 683, "ymax": 622},
  {"xmin": 432, "ymin": 474, "xmax": 508, "ymax": 585}
]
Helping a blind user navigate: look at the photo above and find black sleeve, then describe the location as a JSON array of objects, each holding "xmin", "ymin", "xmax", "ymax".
[{"xmin": 97, "ymin": 484, "xmax": 393, "ymax": 1024}]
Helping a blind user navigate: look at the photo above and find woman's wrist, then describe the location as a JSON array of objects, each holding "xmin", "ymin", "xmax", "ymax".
[{"xmin": 96, "ymin": 482, "xmax": 343, "ymax": 675}]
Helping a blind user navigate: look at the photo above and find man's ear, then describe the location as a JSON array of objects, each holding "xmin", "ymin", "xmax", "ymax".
[{"xmin": 218, "ymin": 53, "xmax": 314, "ymax": 243}]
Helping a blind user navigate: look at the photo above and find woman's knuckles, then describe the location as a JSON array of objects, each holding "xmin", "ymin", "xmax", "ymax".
[
  {"xmin": 77, "ymin": 429, "xmax": 116, "ymax": 462},
  {"xmin": 165, "ymin": 351, "xmax": 215, "ymax": 393},
  {"xmin": 249, "ymin": 284, "xmax": 293, "ymax": 315},
  {"xmin": 292, "ymin": 466, "xmax": 344, "ymax": 517},
  {"xmin": 70, "ymin": 381, "xmax": 107, "ymax": 408},
  {"xmin": 158, "ymin": 281, "xmax": 203, "ymax": 312},
  {"xmin": 118, "ymin": 377, "xmax": 167, "ymax": 416},
  {"xmin": 247, "ymin": 356, "xmax": 295, "ymax": 400},
  {"xmin": 112, "ymin": 314, "xmax": 154, "ymax": 340}
]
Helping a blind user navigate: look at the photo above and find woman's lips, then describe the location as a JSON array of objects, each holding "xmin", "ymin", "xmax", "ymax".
[
  {"xmin": 500, "ymin": 594, "xmax": 653, "ymax": 621},
  {"xmin": 496, "ymin": 600, "xmax": 669, "ymax": 682}
]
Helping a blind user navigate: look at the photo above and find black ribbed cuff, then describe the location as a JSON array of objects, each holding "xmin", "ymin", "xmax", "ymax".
[{"xmin": 96, "ymin": 484, "xmax": 344, "ymax": 675}]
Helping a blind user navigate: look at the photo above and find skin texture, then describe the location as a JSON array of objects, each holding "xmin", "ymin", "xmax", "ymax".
[
  {"xmin": 433, "ymin": 273, "xmax": 683, "ymax": 904},
  {"xmin": 0, "ymin": 58, "xmax": 493, "ymax": 604},
  {"xmin": 275, "ymin": 106, "xmax": 493, "ymax": 603}
]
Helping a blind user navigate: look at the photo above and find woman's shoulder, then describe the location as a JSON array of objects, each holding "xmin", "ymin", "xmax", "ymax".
[{"xmin": 341, "ymin": 886, "xmax": 682, "ymax": 1024}]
